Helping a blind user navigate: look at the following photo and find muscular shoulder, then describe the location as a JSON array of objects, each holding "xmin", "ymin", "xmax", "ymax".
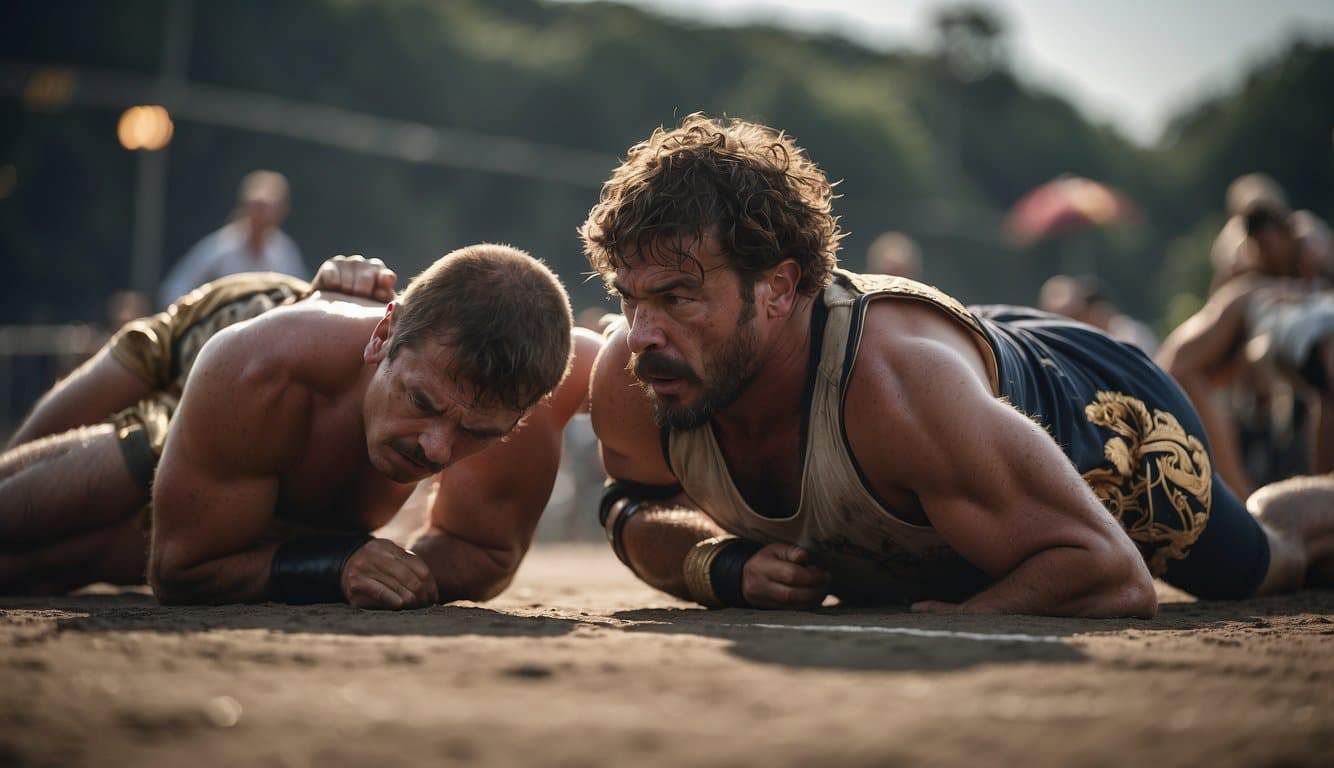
[
  {"xmin": 172, "ymin": 305, "xmax": 366, "ymax": 472},
  {"xmin": 232, "ymin": 301, "xmax": 377, "ymax": 387},
  {"xmin": 852, "ymin": 299, "xmax": 994, "ymax": 400},
  {"xmin": 589, "ymin": 321, "xmax": 676, "ymax": 484},
  {"xmin": 843, "ymin": 300, "xmax": 1000, "ymax": 488}
]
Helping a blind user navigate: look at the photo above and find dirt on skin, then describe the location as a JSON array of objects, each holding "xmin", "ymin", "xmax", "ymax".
[{"xmin": 1, "ymin": 543, "xmax": 1331, "ymax": 768}]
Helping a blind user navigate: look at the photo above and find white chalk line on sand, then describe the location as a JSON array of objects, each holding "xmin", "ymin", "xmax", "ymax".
[{"xmin": 720, "ymin": 623, "xmax": 1065, "ymax": 644}]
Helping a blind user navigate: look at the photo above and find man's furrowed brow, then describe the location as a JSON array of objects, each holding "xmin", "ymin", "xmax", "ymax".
[{"xmin": 611, "ymin": 275, "xmax": 701, "ymax": 298}]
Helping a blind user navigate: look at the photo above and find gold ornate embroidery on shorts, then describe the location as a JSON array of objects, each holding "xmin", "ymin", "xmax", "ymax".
[{"xmin": 1081, "ymin": 391, "xmax": 1212, "ymax": 576}]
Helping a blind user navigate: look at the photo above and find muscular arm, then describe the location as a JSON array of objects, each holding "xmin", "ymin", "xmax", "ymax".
[
  {"xmin": 848, "ymin": 303, "xmax": 1157, "ymax": 618},
  {"xmin": 410, "ymin": 328, "xmax": 604, "ymax": 601},
  {"xmin": 1157, "ymin": 281, "xmax": 1255, "ymax": 495},
  {"xmin": 589, "ymin": 324, "xmax": 725, "ymax": 600},
  {"xmin": 148, "ymin": 325, "xmax": 303, "ymax": 604}
]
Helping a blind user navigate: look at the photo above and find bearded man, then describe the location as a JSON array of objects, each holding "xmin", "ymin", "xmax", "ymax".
[
  {"xmin": 2, "ymin": 248, "xmax": 600, "ymax": 609},
  {"xmin": 582, "ymin": 115, "xmax": 1332, "ymax": 617}
]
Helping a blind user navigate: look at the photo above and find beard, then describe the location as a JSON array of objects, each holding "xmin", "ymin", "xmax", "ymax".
[{"xmin": 632, "ymin": 322, "xmax": 761, "ymax": 430}]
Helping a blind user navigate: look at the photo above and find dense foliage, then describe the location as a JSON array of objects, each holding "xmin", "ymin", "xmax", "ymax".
[{"xmin": 1, "ymin": 0, "xmax": 1330, "ymax": 330}]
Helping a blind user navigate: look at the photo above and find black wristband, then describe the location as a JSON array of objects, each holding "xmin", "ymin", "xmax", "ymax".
[
  {"xmin": 609, "ymin": 500, "xmax": 646, "ymax": 567},
  {"xmin": 709, "ymin": 539, "xmax": 763, "ymax": 608},
  {"xmin": 269, "ymin": 535, "xmax": 372, "ymax": 604},
  {"xmin": 599, "ymin": 480, "xmax": 681, "ymax": 527}
]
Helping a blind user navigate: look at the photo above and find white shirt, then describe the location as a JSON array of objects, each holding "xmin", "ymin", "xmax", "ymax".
[{"xmin": 159, "ymin": 221, "xmax": 305, "ymax": 306}]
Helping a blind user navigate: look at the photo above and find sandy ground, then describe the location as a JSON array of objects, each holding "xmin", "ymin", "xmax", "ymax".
[{"xmin": 1, "ymin": 544, "xmax": 1331, "ymax": 768}]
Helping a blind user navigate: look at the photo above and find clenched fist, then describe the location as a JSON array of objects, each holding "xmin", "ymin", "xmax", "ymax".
[
  {"xmin": 311, "ymin": 254, "xmax": 397, "ymax": 303},
  {"xmin": 340, "ymin": 539, "xmax": 438, "ymax": 609},
  {"xmin": 741, "ymin": 544, "xmax": 831, "ymax": 609}
]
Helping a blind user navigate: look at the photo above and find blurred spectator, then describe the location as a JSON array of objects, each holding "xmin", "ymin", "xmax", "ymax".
[
  {"xmin": 1159, "ymin": 197, "xmax": 1333, "ymax": 495},
  {"xmin": 866, "ymin": 231, "xmax": 923, "ymax": 281},
  {"xmin": 1038, "ymin": 274, "xmax": 1158, "ymax": 355},
  {"xmin": 1210, "ymin": 173, "xmax": 1290, "ymax": 290},
  {"xmin": 158, "ymin": 170, "xmax": 303, "ymax": 306},
  {"xmin": 1242, "ymin": 202, "xmax": 1301, "ymax": 278},
  {"xmin": 1292, "ymin": 210, "xmax": 1334, "ymax": 281}
]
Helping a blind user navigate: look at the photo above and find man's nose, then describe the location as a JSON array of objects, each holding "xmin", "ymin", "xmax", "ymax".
[
  {"xmin": 626, "ymin": 305, "xmax": 667, "ymax": 355},
  {"xmin": 418, "ymin": 427, "xmax": 454, "ymax": 468}
]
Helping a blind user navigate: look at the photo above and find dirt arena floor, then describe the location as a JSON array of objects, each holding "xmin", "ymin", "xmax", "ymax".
[{"xmin": 1, "ymin": 543, "xmax": 1331, "ymax": 767}]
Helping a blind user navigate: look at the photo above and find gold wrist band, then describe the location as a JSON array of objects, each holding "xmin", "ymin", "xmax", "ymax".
[{"xmin": 683, "ymin": 536, "xmax": 735, "ymax": 608}]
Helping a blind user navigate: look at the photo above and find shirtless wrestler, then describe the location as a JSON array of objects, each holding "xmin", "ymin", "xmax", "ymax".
[
  {"xmin": 1160, "ymin": 205, "xmax": 1334, "ymax": 495},
  {"xmin": 1, "ymin": 246, "xmax": 602, "ymax": 609},
  {"xmin": 581, "ymin": 115, "xmax": 1334, "ymax": 617}
]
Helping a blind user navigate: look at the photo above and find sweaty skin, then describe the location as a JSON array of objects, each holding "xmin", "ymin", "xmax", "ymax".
[
  {"xmin": 147, "ymin": 300, "xmax": 600, "ymax": 608},
  {"xmin": 592, "ymin": 239, "xmax": 1156, "ymax": 618},
  {"xmin": 0, "ymin": 255, "xmax": 598, "ymax": 606}
]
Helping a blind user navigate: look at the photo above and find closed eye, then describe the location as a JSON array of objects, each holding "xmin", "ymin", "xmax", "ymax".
[{"xmin": 409, "ymin": 390, "xmax": 438, "ymax": 415}]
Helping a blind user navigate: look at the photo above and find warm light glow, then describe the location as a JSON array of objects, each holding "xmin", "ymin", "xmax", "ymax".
[
  {"xmin": 22, "ymin": 69, "xmax": 76, "ymax": 110},
  {"xmin": 117, "ymin": 106, "xmax": 174, "ymax": 151}
]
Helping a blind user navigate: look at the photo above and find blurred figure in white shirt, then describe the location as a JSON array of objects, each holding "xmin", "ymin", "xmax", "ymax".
[{"xmin": 158, "ymin": 170, "xmax": 304, "ymax": 306}]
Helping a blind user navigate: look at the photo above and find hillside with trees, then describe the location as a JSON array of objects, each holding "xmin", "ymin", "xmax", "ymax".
[{"xmin": 1, "ymin": 0, "xmax": 1330, "ymax": 329}]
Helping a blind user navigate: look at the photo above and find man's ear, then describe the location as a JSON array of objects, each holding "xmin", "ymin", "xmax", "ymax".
[
  {"xmin": 761, "ymin": 259, "xmax": 802, "ymax": 319},
  {"xmin": 364, "ymin": 302, "xmax": 396, "ymax": 363}
]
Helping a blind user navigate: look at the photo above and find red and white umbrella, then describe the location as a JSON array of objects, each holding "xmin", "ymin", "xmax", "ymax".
[{"xmin": 1004, "ymin": 175, "xmax": 1138, "ymax": 246}]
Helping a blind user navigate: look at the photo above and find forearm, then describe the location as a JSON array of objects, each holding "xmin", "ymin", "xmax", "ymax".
[
  {"xmin": 616, "ymin": 505, "xmax": 725, "ymax": 600},
  {"xmin": 955, "ymin": 545, "xmax": 1155, "ymax": 618},
  {"xmin": 150, "ymin": 541, "xmax": 280, "ymax": 605},
  {"xmin": 410, "ymin": 527, "xmax": 522, "ymax": 602}
]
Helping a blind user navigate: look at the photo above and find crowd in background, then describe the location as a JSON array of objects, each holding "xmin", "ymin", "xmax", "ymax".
[{"xmin": 4, "ymin": 168, "xmax": 1333, "ymax": 542}]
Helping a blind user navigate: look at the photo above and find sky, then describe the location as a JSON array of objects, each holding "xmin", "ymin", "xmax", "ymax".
[{"xmin": 560, "ymin": 0, "xmax": 1334, "ymax": 145}]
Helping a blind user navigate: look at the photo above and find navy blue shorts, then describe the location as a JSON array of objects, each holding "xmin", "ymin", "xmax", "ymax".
[{"xmin": 976, "ymin": 306, "xmax": 1271, "ymax": 599}]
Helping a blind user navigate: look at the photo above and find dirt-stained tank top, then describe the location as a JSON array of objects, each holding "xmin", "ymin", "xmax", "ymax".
[{"xmin": 665, "ymin": 270, "xmax": 1000, "ymax": 604}]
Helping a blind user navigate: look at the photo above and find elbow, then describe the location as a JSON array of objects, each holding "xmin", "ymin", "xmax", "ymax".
[
  {"xmin": 147, "ymin": 548, "xmax": 205, "ymax": 606},
  {"xmin": 1110, "ymin": 559, "xmax": 1158, "ymax": 619},
  {"xmin": 148, "ymin": 563, "xmax": 190, "ymax": 606},
  {"xmin": 458, "ymin": 572, "xmax": 516, "ymax": 602},
  {"xmin": 1090, "ymin": 539, "xmax": 1158, "ymax": 619},
  {"xmin": 449, "ymin": 546, "xmax": 522, "ymax": 602}
]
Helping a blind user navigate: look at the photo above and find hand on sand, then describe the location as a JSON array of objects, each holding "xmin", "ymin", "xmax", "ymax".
[
  {"xmin": 341, "ymin": 539, "xmax": 439, "ymax": 610},
  {"xmin": 312, "ymin": 254, "xmax": 398, "ymax": 302},
  {"xmin": 741, "ymin": 544, "xmax": 831, "ymax": 609}
]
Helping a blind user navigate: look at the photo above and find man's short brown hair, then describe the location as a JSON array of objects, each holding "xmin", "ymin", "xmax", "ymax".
[
  {"xmin": 387, "ymin": 244, "xmax": 572, "ymax": 412},
  {"xmin": 580, "ymin": 113, "xmax": 843, "ymax": 294}
]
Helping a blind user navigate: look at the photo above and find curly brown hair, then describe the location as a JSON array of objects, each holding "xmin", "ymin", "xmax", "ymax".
[{"xmin": 580, "ymin": 114, "xmax": 843, "ymax": 295}]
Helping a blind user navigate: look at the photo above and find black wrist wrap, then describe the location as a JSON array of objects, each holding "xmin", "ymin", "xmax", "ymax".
[
  {"xmin": 598, "ymin": 480, "xmax": 682, "ymax": 527},
  {"xmin": 609, "ymin": 501, "xmax": 644, "ymax": 567},
  {"xmin": 709, "ymin": 539, "xmax": 763, "ymax": 608},
  {"xmin": 269, "ymin": 535, "xmax": 373, "ymax": 604}
]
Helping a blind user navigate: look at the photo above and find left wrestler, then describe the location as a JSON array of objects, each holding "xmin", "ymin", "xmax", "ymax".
[{"xmin": 0, "ymin": 247, "xmax": 601, "ymax": 608}]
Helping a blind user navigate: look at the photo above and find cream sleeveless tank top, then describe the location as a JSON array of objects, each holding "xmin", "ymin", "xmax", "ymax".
[{"xmin": 666, "ymin": 270, "xmax": 1000, "ymax": 604}]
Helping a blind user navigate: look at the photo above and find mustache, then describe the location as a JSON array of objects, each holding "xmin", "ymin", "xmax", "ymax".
[{"xmin": 631, "ymin": 351, "xmax": 698, "ymax": 383}]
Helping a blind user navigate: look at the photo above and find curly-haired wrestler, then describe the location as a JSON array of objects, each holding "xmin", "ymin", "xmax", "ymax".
[{"xmin": 582, "ymin": 114, "xmax": 1333, "ymax": 617}]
